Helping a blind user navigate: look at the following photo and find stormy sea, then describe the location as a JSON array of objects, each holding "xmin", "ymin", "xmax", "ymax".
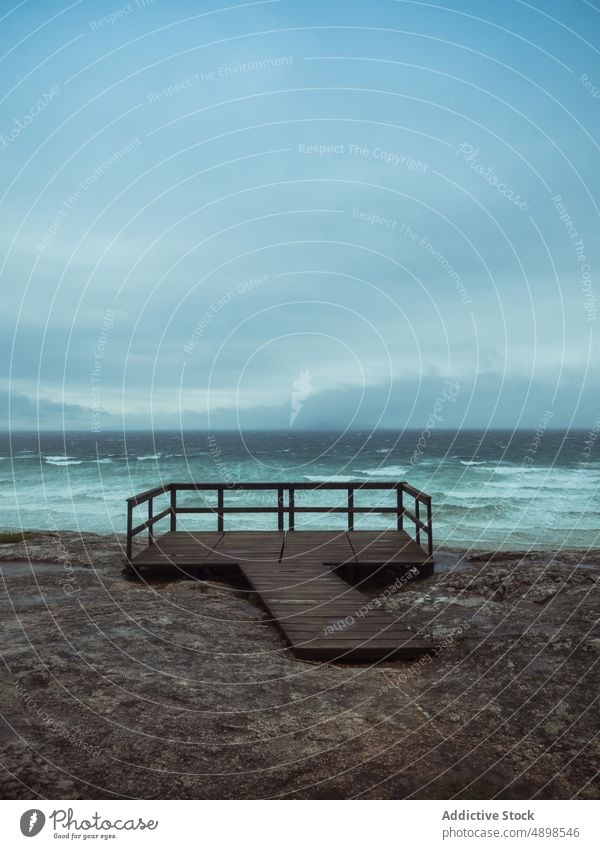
[{"xmin": 1, "ymin": 429, "xmax": 598, "ymax": 550}]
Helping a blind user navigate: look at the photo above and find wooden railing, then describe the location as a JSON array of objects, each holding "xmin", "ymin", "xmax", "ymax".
[{"xmin": 126, "ymin": 481, "xmax": 433, "ymax": 560}]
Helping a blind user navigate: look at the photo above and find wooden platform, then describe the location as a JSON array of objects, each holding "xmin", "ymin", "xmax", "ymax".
[{"xmin": 130, "ymin": 531, "xmax": 437, "ymax": 661}]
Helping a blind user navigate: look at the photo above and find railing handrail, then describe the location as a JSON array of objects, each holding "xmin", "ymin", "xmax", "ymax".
[
  {"xmin": 126, "ymin": 480, "xmax": 433, "ymax": 560},
  {"xmin": 126, "ymin": 483, "xmax": 171, "ymax": 507},
  {"xmin": 400, "ymin": 482, "xmax": 432, "ymax": 503},
  {"xmin": 166, "ymin": 481, "xmax": 417, "ymax": 490}
]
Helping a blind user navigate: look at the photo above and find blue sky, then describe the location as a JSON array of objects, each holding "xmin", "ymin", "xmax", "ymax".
[{"xmin": 1, "ymin": 0, "xmax": 599, "ymax": 430}]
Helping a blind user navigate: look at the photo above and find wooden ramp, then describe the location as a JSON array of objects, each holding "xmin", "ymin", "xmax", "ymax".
[{"xmin": 240, "ymin": 561, "xmax": 437, "ymax": 661}]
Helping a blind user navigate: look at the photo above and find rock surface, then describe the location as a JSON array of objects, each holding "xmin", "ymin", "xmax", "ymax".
[{"xmin": 0, "ymin": 532, "xmax": 599, "ymax": 799}]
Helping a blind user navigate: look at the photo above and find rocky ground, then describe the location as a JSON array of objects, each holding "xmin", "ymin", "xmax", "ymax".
[{"xmin": 0, "ymin": 531, "xmax": 599, "ymax": 799}]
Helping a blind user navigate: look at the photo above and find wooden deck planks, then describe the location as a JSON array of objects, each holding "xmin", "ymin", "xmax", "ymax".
[
  {"xmin": 130, "ymin": 531, "xmax": 224, "ymax": 567},
  {"xmin": 210, "ymin": 531, "xmax": 284, "ymax": 564},
  {"xmin": 280, "ymin": 532, "xmax": 356, "ymax": 566},
  {"xmin": 348, "ymin": 530, "xmax": 430, "ymax": 565},
  {"xmin": 132, "ymin": 530, "xmax": 430, "ymax": 569}
]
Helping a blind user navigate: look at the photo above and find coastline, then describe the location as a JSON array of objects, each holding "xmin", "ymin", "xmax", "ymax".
[{"xmin": 1, "ymin": 530, "xmax": 599, "ymax": 799}]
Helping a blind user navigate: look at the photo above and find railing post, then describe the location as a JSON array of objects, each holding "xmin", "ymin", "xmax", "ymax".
[
  {"xmin": 126, "ymin": 502, "xmax": 133, "ymax": 561},
  {"xmin": 289, "ymin": 486, "xmax": 295, "ymax": 531},
  {"xmin": 277, "ymin": 487, "xmax": 284, "ymax": 531},
  {"xmin": 217, "ymin": 487, "xmax": 224, "ymax": 532},
  {"xmin": 397, "ymin": 484, "xmax": 404, "ymax": 532},
  {"xmin": 148, "ymin": 497, "xmax": 153, "ymax": 545},
  {"xmin": 170, "ymin": 486, "xmax": 177, "ymax": 532},
  {"xmin": 347, "ymin": 487, "xmax": 354, "ymax": 532},
  {"xmin": 415, "ymin": 498, "xmax": 421, "ymax": 548},
  {"xmin": 427, "ymin": 498, "xmax": 433, "ymax": 557}
]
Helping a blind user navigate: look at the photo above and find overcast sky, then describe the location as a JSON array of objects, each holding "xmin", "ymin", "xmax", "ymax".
[{"xmin": 1, "ymin": 0, "xmax": 599, "ymax": 430}]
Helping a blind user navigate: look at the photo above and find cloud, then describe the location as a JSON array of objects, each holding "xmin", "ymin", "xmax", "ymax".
[
  {"xmin": 0, "ymin": 391, "xmax": 93, "ymax": 429},
  {"xmin": 2, "ymin": 0, "xmax": 599, "ymax": 435},
  {"xmin": 3, "ymin": 362, "xmax": 599, "ymax": 432}
]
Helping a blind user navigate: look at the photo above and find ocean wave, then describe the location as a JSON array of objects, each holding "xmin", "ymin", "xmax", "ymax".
[
  {"xmin": 95, "ymin": 458, "xmax": 113, "ymax": 464},
  {"xmin": 490, "ymin": 465, "xmax": 536, "ymax": 476},
  {"xmin": 487, "ymin": 465, "xmax": 590, "ymax": 477},
  {"xmin": 44, "ymin": 455, "xmax": 77, "ymax": 461},
  {"xmin": 438, "ymin": 501, "xmax": 502, "ymax": 512},
  {"xmin": 440, "ymin": 487, "xmax": 535, "ymax": 502},
  {"xmin": 374, "ymin": 448, "xmax": 392, "ymax": 454},
  {"xmin": 443, "ymin": 506, "xmax": 519, "ymax": 521},
  {"xmin": 45, "ymin": 459, "xmax": 83, "ymax": 466},
  {"xmin": 137, "ymin": 454, "xmax": 161, "ymax": 460},
  {"xmin": 484, "ymin": 473, "xmax": 600, "ymax": 490},
  {"xmin": 304, "ymin": 475, "xmax": 356, "ymax": 483},
  {"xmin": 438, "ymin": 489, "xmax": 488, "ymax": 502},
  {"xmin": 359, "ymin": 465, "xmax": 406, "ymax": 476},
  {"xmin": 459, "ymin": 460, "xmax": 487, "ymax": 466}
]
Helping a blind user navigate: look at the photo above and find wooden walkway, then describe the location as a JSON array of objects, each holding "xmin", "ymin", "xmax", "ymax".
[
  {"xmin": 130, "ymin": 530, "xmax": 437, "ymax": 661},
  {"xmin": 241, "ymin": 561, "xmax": 435, "ymax": 661}
]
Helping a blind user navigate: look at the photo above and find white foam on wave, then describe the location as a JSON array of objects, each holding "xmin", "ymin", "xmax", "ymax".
[
  {"xmin": 374, "ymin": 448, "xmax": 391, "ymax": 454},
  {"xmin": 44, "ymin": 455, "xmax": 76, "ymax": 461},
  {"xmin": 490, "ymin": 467, "xmax": 599, "ymax": 486},
  {"xmin": 442, "ymin": 486, "xmax": 532, "ymax": 502},
  {"xmin": 137, "ymin": 454, "xmax": 161, "ymax": 461},
  {"xmin": 490, "ymin": 465, "xmax": 533, "ymax": 476},
  {"xmin": 304, "ymin": 474, "xmax": 356, "ymax": 483},
  {"xmin": 459, "ymin": 460, "xmax": 487, "ymax": 466},
  {"xmin": 45, "ymin": 459, "xmax": 83, "ymax": 466},
  {"xmin": 438, "ymin": 503, "xmax": 504, "ymax": 516},
  {"xmin": 359, "ymin": 465, "xmax": 406, "ymax": 476},
  {"xmin": 488, "ymin": 465, "xmax": 591, "ymax": 478}
]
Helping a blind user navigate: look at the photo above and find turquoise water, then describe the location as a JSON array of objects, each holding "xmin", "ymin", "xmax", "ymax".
[{"xmin": 0, "ymin": 430, "xmax": 598, "ymax": 550}]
